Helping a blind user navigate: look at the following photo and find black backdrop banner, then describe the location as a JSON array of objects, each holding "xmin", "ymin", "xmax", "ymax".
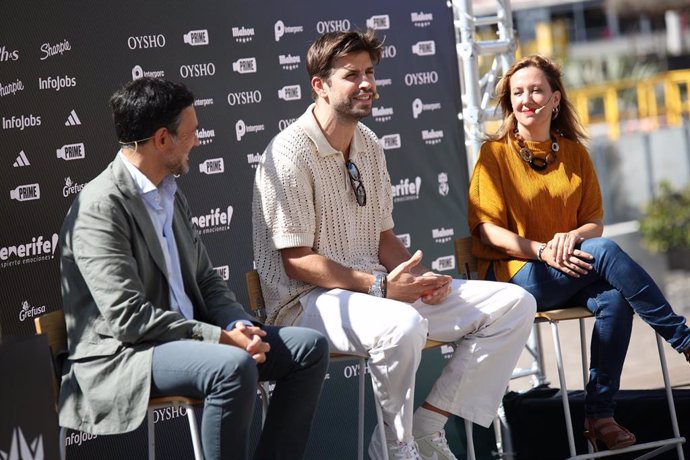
[{"xmin": 1, "ymin": 1, "xmax": 471, "ymax": 458}]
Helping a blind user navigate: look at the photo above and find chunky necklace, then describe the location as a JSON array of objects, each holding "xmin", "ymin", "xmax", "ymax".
[{"xmin": 513, "ymin": 129, "xmax": 559, "ymax": 171}]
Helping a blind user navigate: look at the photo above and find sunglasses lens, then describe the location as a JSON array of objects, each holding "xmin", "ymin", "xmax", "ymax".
[{"xmin": 346, "ymin": 161, "xmax": 366, "ymax": 207}]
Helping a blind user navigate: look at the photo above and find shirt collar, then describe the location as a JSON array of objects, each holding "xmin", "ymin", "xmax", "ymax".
[
  {"xmin": 119, "ymin": 150, "xmax": 177, "ymax": 198},
  {"xmin": 296, "ymin": 103, "xmax": 367, "ymax": 159}
]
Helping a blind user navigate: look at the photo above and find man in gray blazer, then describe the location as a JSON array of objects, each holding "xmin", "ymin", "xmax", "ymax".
[{"xmin": 58, "ymin": 77, "xmax": 329, "ymax": 460}]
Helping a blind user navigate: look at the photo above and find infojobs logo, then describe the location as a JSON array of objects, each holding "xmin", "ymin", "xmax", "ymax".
[
  {"xmin": 38, "ymin": 75, "xmax": 76, "ymax": 91},
  {"xmin": 232, "ymin": 57, "xmax": 257, "ymax": 74},
  {"xmin": 412, "ymin": 40, "xmax": 436, "ymax": 56},
  {"xmin": 2, "ymin": 114, "xmax": 41, "ymax": 131},
  {"xmin": 9, "ymin": 183, "xmax": 40, "ymax": 202},
  {"xmin": 40, "ymin": 39, "xmax": 71, "ymax": 60},
  {"xmin": 412, "ymin": 98, "xmax": 441, "ymax": 119},
  {"xmin": 18, "ymin": 300, "xmax": 46, "ymax": 322},
  {"xmin": 379, "ymin": 134, "xmax": 401, "ymax": 150},
  {"xmin": 235, "ymin": 120, "xmax": 265, "ymax": 141},
  {"xmin": 411, "ymin": 12, "xmax": 434, "ymax": 27},
  {"xmin": 197, "ymin": 128, "xmax": 215, "ymax": 145},
  {"xmin": 372, "ymin": 106, "xmax": 393, "ymax": 123},
  {"xmin": 0, "ymin": 233, "xmax": 58, "ymax": 269},
  {"xmin": 63, "ymin": 177, "xmax": 87, "ymax": 198},
  {"xmin": 183, "ymin": 29, "xmax": 209, "ymax": 46},
  {"xmin": 274, "ymin": 20, "xmax": 303, "ymax": 42},
  {"xmin": 422, "ymin": 129, "xmax": 444, "ymax": 145},
  {"xmin": 278, "ymin": 85, "xmax": 301, "ymax": 101},
  {"xmin": 57, "ymin": 142, "xmax": 85, "ymax": 161},
  {"xmin": 232, "ymin": 25, "xmax": 255, "ymax": 43},
  {"xmin": 132, "ymin": 65, "xmax": 164, "ymax": 80},
  {"xmin": 366, "ymin": 14, "xmax": 390, "ymax": 30},
  {"xmin": 438, "ymin": 172, "xmax": 449, "ymax": 196},
  {"xmin": 191, "ymin": 206, "xmax": 234, "ymax": 234},
  {"xmin": 278, "ymin": 54, "xmax": 301, "ymax": 71},
  {"xmin": 199, "ymin": 158, "xmax": 224, "ymax": 175},
  {"xmin": 432, "ymin": 227, "xmax": 454, "ymax": 244},
  {"xmin": 392, "ymin": 177, "xmax": 421, "ymax": 203}
]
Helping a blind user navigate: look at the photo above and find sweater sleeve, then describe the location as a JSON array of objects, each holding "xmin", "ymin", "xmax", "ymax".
[{"xmin": 468, "ymin": 142, "xmax": 508, "ymax": 233}]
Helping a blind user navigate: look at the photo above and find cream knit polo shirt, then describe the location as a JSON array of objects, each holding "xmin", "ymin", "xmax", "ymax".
[{"xmin": 252, "ymin": 104, "xmax": 394, "ymax": 325}]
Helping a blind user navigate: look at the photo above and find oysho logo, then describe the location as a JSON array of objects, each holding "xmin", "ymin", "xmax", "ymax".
[
  {"xmin": 40, "ymin": 39, "xmax": 71, "ymax": 60},
  {"xmin": 183, "ymin": 29, "xmax": 209, "ymax": 46},
  {"xmin": 432, "ymin": 227, "xmax": 455, "ymax": 244},
  {"xmin": 422, "ymin": 129, "xmax": 444, "ymax": 145},
  {"xmin": 0, "ymin": 427, "xmax": 43, "ymax": 460},
  {"xmin": 372, "ymin": 106, "xmax": 393, "ymax": 122},
  {"xmin": 132, "ymin": 65, "xmax": 164, "ymax": 80},
  {"xmin": 412, "ymin": 40, "xmax": 436, "ymax": 56},
  {"xmin": 278, "ymin": 118, "xmax": 297, "ymax": 131},
  {"xmin": 392, "ymin": 177, "xmax": 421, "ymax": 202},
  {"xmin": 179, "ymin": 62, "xmax": 216, "ymax": 78},
  {"xmin": 278, "ymin": 85, "xmax": 301, "ymax": 101},
  {"xmin": 227, "ymin": 90, "xmax": 262, "ymax": 106},
  {"xmin": 9, "ymin": 183, "xmax": 40, "ymax": 202},
  {"xmin": 38, "ymin": 75, "xmax": 76, "ymax": 91},
  {"xmin": 274, "ymin": 20, "xmax": 303, "ymax": 42},
  {"xmin": 397, "ymin": 233, "xmax": 411, "ymax": 248},
  {"xmin": 232, "ymin": 26, "xmax": 255, "ymax": 43},
  {"xmin": 379, "ymin": 134, "xmax": 401, "ymax": 150},
  {"xmin": 214, "ymin": 265, "xmax": 230, "ymax": 280},
  {"xmin": 235, "ymin": 120, "xmax": 265, "ymax": 141},
  {"xmin": 412, "ymin": 98, "xmax": 441, "ymax": 119},
  {"xmin": 0, "ymin": 78, "xmax": 24, "ymax": 97},
  {"xmin": 0, "ymin": 45, "xmax": 20, "ymax": 62},
  {"xmin": 127, "ymin": 34, "xmax": 166, "ymax": 49},
  {"xmin": 366, "ymin": 14, "xmax": 390, "ymax": 30},
  {"xmin": 381, "ymin": 45, "xmax": 397, "ymax": 59},
  {"xmin": 65, "ymin": 109, "xmax": 81, "ymax": 126},
  {"xmin": 316, "ymin": 19, "xmax": 351, "ymax": 34},
  {"xmin": 192, "ymin": 206, "xmax": 234, "ymax": 234},
  {"xmin": 13, "ymin": 150, "xmax": 30, "ymax": 167},
  {"xmin": 246, "ymin": 152, "xmax": 261, "ymax": 168},
  {"xmin": 411, "ymin": 11, "xmax": 434, "ymax": 27},
  {"xmin": 197, "ymin": 128, "xmax": 215, "ymax": 145},
  {"xmin": 63, "ymin": 177, "xmax": 87, "ymax": 198},
  {"xmin": 279, "ymin": 54, "xmax": 301, "ymax": 71},
  {"xmin": 0, "ymin": 233, "xmax": 58, "ymax": 269},
  {"xmin": 2, "ymin": 114, "xmax": 41, "ymax": 131},
  {"xmin": 431, "ymin": 255, "xmax": 455, "ymax": 272},
  {"xmin": 232, "ymin": 57, "xmax": 257, "ymax": 74},
  {"xmin": 199, "ymin": 157, "xmax": 224, "ymax": 175},
  {"xmin": 57, "ymin": 142, "xmax": 85, "ymax": 161},
  {"xmin": 438, "ymin": 172, "xmax": 449, "ymax": 196},
  {"xmin": 404, "ymin": 71, "xmax": 438, "ymax": 86},
  {"xmin": 18, "ymin": 300, "xmax": 46, "ymax": 322}
]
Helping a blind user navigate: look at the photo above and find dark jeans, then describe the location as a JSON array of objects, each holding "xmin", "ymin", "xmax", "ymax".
[
  {"xmin": 508, "ymin": 237, "xmax": 690, "ymax": 418},
  {"xmin": 150, "ymin": 325, "xmax": 329, "ymax": 459}
]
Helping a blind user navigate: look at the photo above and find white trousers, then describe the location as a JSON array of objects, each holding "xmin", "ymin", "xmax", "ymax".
[{"xmin": 297, "ymin": 278, "xmax": 536, "ymax": 442}]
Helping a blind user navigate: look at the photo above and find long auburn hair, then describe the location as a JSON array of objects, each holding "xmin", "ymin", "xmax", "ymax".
[{"xmin": 491, "ymin": 55, "xmax": 588, "ymax": 143}]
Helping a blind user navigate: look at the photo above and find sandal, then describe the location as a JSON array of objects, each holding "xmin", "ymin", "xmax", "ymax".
[
  {"xmin": 683, "ymin": 348, "xmax": 690, "ymax": 363},
  {"xmin": 583, "ymin": 417, "xmax": 636, "ymax": 451}
]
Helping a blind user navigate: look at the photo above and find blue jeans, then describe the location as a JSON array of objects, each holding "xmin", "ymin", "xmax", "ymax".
[
  {"xmin": 508, "ymin": 237, "xmax": 690, "ymax": 418},
  {"xmin": 150, "ymin": 325, "xmax": 329, "ymax": 459}
]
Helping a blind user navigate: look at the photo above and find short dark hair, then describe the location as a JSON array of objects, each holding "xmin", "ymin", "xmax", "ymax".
[{"xmin": 110, "ymin": 77, "xmax": 194, "ymax": 144}]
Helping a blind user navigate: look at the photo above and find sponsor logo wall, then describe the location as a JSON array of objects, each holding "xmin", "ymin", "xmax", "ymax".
[{"xmin": 0, "ymin": 0, "xmax": 468, "ymax": 458}]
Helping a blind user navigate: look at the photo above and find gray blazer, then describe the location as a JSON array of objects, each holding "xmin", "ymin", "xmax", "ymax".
[{"xmin": 58, "ymin": 156, "xmax": 254, "ymax": 434}]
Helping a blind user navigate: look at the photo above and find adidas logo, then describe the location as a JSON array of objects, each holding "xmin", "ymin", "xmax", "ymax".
[
  {"xmin": 13, "ymin": 150, "xmax": 30, "ymax": 167},
  {"xmin": 65, "ymin": 109, "xmax": 81, "ymax": 126}
]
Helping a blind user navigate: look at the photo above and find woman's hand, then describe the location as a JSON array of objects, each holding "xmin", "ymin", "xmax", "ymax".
[{"xmin": 543, "ymin": 233, "xmax": 593, "ymax": 277}]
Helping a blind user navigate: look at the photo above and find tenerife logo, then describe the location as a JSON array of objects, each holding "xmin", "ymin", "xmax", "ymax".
[
  {"xmin": 183, "ymin": 29, "xmax": 209, "ymax": 46},
  {"xmin": 412, "ymin": 40, "xmax": 436, "ymax": 56},
  {"xmin": 13, "ymin": 150, "xmax": 30, "ymax": 167},
  {"xmin": 65, "ymin": 109, "xmax": 81, "ymax": 126},
  {"xmin": 404, "ymin": 71, "xmax": 439, "ymax": 86},
  {"xmin": 214, "ymin": 265, "xmax": 230, "ymax": 280},
  {"xmin": 194, "ymin": 98, "xmax": 214, "ymax": 108},
  {"xmin": 374, "ymin": 77, "xmax": 392, "ymax": 88},
  {"xmin": 235, "ymin": 120, "xmax": 265, "ymax": 141},
  {"xmin": 132, "ymin": 65, "xmax": 164, "ymax": 80},
  {"xmin": 438, "ymin": 172, "xmax": 449, "ymax": 196},
  {"xmin": 422, "ymin": 129, "xmax": 444, "ymax": 145},
  {"xmin": 412, "ymin": 98, "xmax": 441, "ymax": 119},
  {"xmin": 199, "ymin": 158, "xmax": 224, "ymax": 175},
  {"xmin": 38, "ymin": 75, "xmax": 76, "ymax": 91},
  {"xmin": 278, "ymin": 85, "xmax": 301, "ymax": 101},
  {"xmin": 0, "ymin": 45, "xmax": 20, "ymax": 62},
  {"xmin": 18, "ymin": 300, "xmax": 46, "ymax": 322},
  {"xmin": 372, "ymin": 106, "xmax": 393, "ymax": 123},
  {"xmin": 379, "ymin": 134, "xmax": 401, "ymax": 150},
  {"xmin": 232, "ymin": 26, "xmax": 255, "ymax": 43},
  {"xmin": 40, "ymin": 39, "xmax": 71, "ymax": 60},
  {"xmin": 127, "ymin": 34, "xmax": 166, "ymax": 49},
  {"xmin": 316, "ymin": 19, "xmax": 351, "ymax": 34},
  {"xmin": 432, "ymin": 227, "xmax": 454, "ymax": 244},
  {"xmin": 431, "ymin": 255, "xmax": 455, "ymax": 272},
  {"xmin": 392, "ymin": 177, "xmax": 421, "ymax": 203},
  {"xmin": 0, "ymin": 78, "xmax": 24, "ymax": 97},
  {"xmin": 246, "ymin": 152, "xmax": 261, "ymax": 168},
  {"xmin": 63, "ymin": 177, "xmax": 87, "ymax": 198},
  {"xmin": 381, "ymin": 45, "xmax": 397, "ymax": 59},
  {"xmin": 274, "ymin": 20, "xmax": 303, "ymax": 42},
  {"xmin": 197, "ymin": 128, "xmax": 215, "ymax": 145},
  {"xmin": 397, "ymin": 233, "xmax": 411, "ymax": 248},
  {"xmin": 2, "ymin": 114, "xmax": 41, "ymax": 131},
  {"xmin": 0, "ymin": 233, "xmax": 58, "ymax": 269},
  {"xmin": 232, "ymin": 57, "xmax": 257, "ymax": 74},
  {"xmin": 0, "ymin": 427, "xmax": 43, "ymax": 460},
  {"xmin": 279, "ymin": 54, "xmax": 301, "ymax": 71},
  {"xmin": 411, "ymin": 12, "xmax": 434, "ymax": 27},
  {"xmin": 227, "ymin": 90, "xmax": 262, "ymax": 106},
  {"xmin": 57, "ymin": 143, "xmax": 85, "ymax": 161},
  {"xmin": 278, "ymin": 118, "xmax": 297, "ymax": 131},
  {"xmin": 191, "ymin": 206, "xmax": 233, "ymax": 234},
  {"xmin": 9, "ymin": 183, "xmax": 40, "ymax": 202},
  {"xmin": 179, "ymin": 62, "xmax": 216, "ymax": 78},
  {"xmin": 366, "ymin": 14, "xmax": 390, "ymax": 30}
]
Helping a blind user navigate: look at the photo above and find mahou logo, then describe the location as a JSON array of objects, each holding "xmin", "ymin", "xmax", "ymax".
[{"xmin": 18, "ymin": 300, "xmax": 46, "ymax": 322}]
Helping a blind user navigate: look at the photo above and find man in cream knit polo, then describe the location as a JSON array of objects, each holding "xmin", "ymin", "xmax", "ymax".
[{"xmin": 252, "ymin": 31, "xmax": 536, "ymax": 460}]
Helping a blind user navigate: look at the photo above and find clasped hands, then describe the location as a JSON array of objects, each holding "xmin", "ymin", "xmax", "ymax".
[
  {"xmin": 386, "ymin": 250, "xmax": 452, "ymax": 304},
  {"xmin": 541, "ymin": 231, "xmax": 593, "ymax": 278},
  {"xmin": 220, "ymin": 322, "xmax": 270, "ymax": 364}
]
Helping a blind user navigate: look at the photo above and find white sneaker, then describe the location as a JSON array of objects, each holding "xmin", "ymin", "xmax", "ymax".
[
  {"xmin": 416, "ymin": 430, "xmax": 458, "ymax": 460},
  {"xmin": 368, "ymin": 428, "xmax": 421, "ymax": 460}
]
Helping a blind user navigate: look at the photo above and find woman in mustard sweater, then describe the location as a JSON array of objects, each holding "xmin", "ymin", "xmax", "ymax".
[{"xmin": 468, "ymin": 55, "xmax": 690, "ymax": 452}]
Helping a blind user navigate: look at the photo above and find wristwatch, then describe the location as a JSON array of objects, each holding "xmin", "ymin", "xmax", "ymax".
[{"xmin": 368, "ymin": 273, "xmax": 387, "ymax": 298}]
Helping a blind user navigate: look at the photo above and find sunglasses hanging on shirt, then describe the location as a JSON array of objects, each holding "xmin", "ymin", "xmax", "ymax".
[{"xmin": 346, "ymin": 160, "xmax": 366, "ymax": 206}]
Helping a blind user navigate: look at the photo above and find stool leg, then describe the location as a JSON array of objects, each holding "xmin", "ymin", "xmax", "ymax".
[
  {"xmin": 184, "ymin": 405, "xmax": 204, "ymax": 460},
  {"xmin": 550, "ymin": 321, "xmax": 577, "ymax": 458},
  {"xmin": 147, "ymin": 407, "xmax": 155, "ymax": 460},
  {"xmin": 656, "ymin": 333, "xmax": 685, "ymax": 460},
  {"xmin": 59, "ymin": 426, "xmax": 66, "ymax": 460},
  {"xmin": 464, "ymin": 419, "xmax": 476, "ymax": 460}
]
